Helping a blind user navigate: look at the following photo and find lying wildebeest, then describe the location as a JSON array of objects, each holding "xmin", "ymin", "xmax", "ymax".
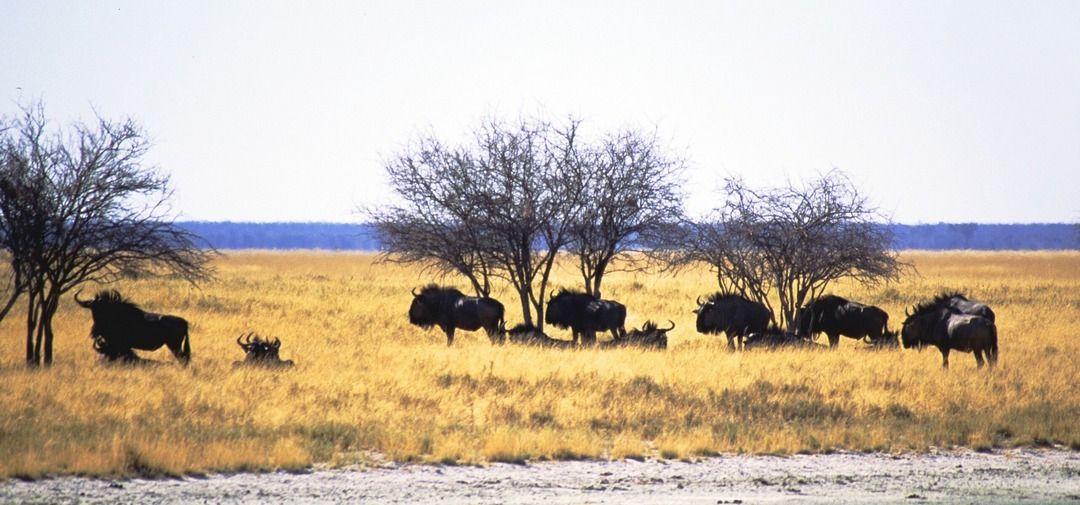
[
  {"xmin": 932, "ymin": 292, "xmax": 996, "ymax": 322},
  {"xmin": 600, "ymin": 320, "xmax": 673, "ymax": 350},
  {"xmin": 92, "ymin": 335, "xmax": 153, "ymax": 365},
  {"xmin": 545, "ymin": 290, "xmax": 627, "ymax": 346},
  {"xmin": 502, "ymin": 323, "xmax": 575, "ymax": 349},
  {"xmin": 901, "ymin": 301, "xmax": 998, "ymax": 369},
  {"xmin": 693, "ymin": 293, "xmax": 771, "ymax": 351},
  {"xmin": 743, "ymin": 327, "xmax": 822, "ymax": 350},
  {"xmin": 233, "ymin": 332, "xmax": 295, "ymax": 368},
  {"xmin": 408, "ymin": 284, "xmax": 505, "ymax": 346},
  {"xmin": 75, "ymin": 289, "xmax": 190, "ymax": 365},
  {"xmin": 793, "ymin": 295, "xmax": 893, "ymax": 348}
]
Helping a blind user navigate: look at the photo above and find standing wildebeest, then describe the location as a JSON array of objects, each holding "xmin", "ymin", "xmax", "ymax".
[
  {"xmin": 75, "ymin": 290, "xmax": 190, "ymax": 365},
  {"xmin": 693, "ymin": 293, "xmax": 771, "ymax": 350},
  {"xmin": 408, "ymin": 285, "xmax": 505, "ymax": 346},
  {"xmin": 600, "ymin": 320, "xmax": 673, "ymax": 350},
  {"xmin": 793, "ymin": 295, "xmax": 893, "ymax": 348},
  {"xmin": 545, "ymin": 290, "xmax": 627, "ymax": 346},
  {"xmin": 502, "ymin": 323, "xmax": 575, "ymax": 349},
  {"xmin": 901, "ymin": 301, "xmax": 998, "ymax": 369},
  {"xmin": 233, "ymin": 332, "xmax": 295, "ymax": 368},
  {"xmin": 932, "ymin": 292, "xmax": 996, "ymax": 322}
]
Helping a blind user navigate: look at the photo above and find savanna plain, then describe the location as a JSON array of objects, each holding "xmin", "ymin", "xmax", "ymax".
[{"xmin": 0, "ymin": 251, "xmax": 1078, "ymax": 481}]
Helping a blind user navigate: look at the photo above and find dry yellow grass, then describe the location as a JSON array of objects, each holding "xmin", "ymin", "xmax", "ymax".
[{"xmin": 0, "ymin": 251, "xmax": 1078, "ymax": 478}]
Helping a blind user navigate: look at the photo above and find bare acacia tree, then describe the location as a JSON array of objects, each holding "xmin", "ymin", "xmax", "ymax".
[
  {"xmin": 568, "ymin": 129, "xmax": 685, "ymax": 298},
  {"xmin": 370, "ymin": 117, "xmax": 585, "ymax": 329},
  {"xmin": 0, "ymin": 102, "xmax": 214, "ymax": 366},
  {"xmin": 370, "ymin": 136, "xmax": 496, "ymax": 297},
  {"xmin": 676, "ymin": 171, "xmax": 904, "ymax": 327}
]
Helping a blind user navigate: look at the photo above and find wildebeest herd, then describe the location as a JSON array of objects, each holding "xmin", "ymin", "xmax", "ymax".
[
  {"xmin": 406, "ymin": 285, "xmax": 1000, "ymax": 369},
  {"xmin": 72, "ymin": 285, "xmax": 998, "ymax": 370}
]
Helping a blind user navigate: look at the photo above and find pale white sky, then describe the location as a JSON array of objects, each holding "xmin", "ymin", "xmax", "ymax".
[{"xmin": 3, "ymin": 1, "xmax": 1078, "ymax": 223}]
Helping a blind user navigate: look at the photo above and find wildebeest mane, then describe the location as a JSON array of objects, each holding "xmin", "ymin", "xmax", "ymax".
[
  {"xmin": 94, "ymin": 290, "xmax": 142, "ymax": 311},
  {"xmin": 706, "ymin": 292, "xmax": 751, "ymax": 304},
  {"xmin": 932, "ymin": 291, "xmax": 968, "ymax": 306},
  {"xmin": 419, "ymin": 284, "xmax": 464, "ymax": 297},
  {"xmin": 905, "ymin": 299, "xmax": 945, "ymax": 322},
  {"xmin": 811, "ymin": 294, "xmax": 850, "ymax": 306}
]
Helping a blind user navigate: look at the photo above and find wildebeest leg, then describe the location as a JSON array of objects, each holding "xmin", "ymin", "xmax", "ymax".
[
  {"xmin": 582, "ymin": 330, "xmax": 597, "ymax": 347},
  {"xmin": 827, "ymin": 333, "xmax": 840, "ymax": 348},
  {"xmin": 726, "ymin": 335, "xmax": 736, "ymax": 352},
  {"xmin": 443, "ymin": 325, "xmax": 455, "ymax": 346},
  {"xmin": 974, "ymin": 350, "xmax": 985, "ymax": 369},
  {"xmin": 940, "ymin": 349, "xmax": 950, "ymax": 369}
]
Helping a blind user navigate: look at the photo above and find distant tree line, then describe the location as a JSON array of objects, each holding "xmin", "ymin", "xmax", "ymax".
[{"xmin": 176, "ymin": 222, "xmax": 1079, "ymax": 252}]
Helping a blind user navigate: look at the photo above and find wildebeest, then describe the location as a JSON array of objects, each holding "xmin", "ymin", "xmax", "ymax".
[
  {"xmin": 693, "ymin": 293, "xmax": 771, "ymax": 350},
  {"xmin": 901, "ymin": 301, "xmax": 998, "ymax": 369},
  {"xmin": 233, "ymin": 332, "xmax": 295, "ymax": 368},
  {"xmin": 744, "ymin": 327, "xmax": 822, "ymax": 350},
  {"xmin": 544, "ymin": 290, "xmax": 627, "ymax": 346},
  {"xmin": 502, "ymin": 323, "xmax": 575, "ymax": 349},
  {"xmin": 793, "ymin": 295, "xmax": 892, "ymax": 348},
  {"xmin": 932, "ymin": 292, "xmax": 996, "ymax": 322},
  {"xmin": 92, "ymin": 335, "xmax": 153, "ymax": 365},
  {"xmin": 75, "ymin": 290, "xmax": 190, "ymax": 365},
  {"xmin": 408, "ymin": 285, "xmax": 505, "ymax": 346},
  {"xmin": 600, "ymin": 320, "xmax": 673, "ymax": 350}
]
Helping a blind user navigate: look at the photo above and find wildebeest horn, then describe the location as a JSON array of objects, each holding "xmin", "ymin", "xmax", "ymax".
[
  {"xmin": 696, "ymin": 295, "xmax": 704, "ymax": 306},
  {"xmin": 238, "ymin": 332, "xmax": 253, "ymax": 348},
  {"xmin": 272, "ymin": 337, "xmax": 281, "ymax": 349},
  {"xmin": 661, "ymin": 320, "xmax": 676, "ymax": 332},
  {"xmin": 412, "ymin": 287, "xmax": 420, "ymax": 297},
  {"xmin": 74, "ymin": 289, "xmax": 92, "ymax": 307}
]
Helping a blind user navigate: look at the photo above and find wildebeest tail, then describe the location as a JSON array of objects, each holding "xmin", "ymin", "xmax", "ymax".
[
  {"xmin": 181, "ymin": 322, "xmax": 191, "ymax": 366},
  {"xmin": 989, "ymin": 323, "xmax": 999, "ymax": 364}
]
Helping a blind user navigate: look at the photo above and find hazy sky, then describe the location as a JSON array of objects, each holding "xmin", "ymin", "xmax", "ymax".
[{"xmin": 3, "ymin": 1, "xmax": 1078, "ymax": 223}]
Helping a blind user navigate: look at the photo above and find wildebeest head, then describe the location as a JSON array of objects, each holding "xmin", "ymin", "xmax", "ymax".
[
  {"xmin": 74, "ymin": 289, "xmax": 141, "ymax": 326},
  {"xmin": 544, "ymin": 290, "xmax": 575, "ymax": 329},
  {"xmin": 900, "ymin": 302, "xmax": 943, "ymax": 350},
  {"xmin": 235, "ymin": 332, "xmax": 294, "ymax": 367},
  {"xmin": 622, "ymin": 320, "xmax": 674, "ymax": 350},
  {"xmin": 408, "ymin": 284, "xmax": 464, "ymax": 329}
]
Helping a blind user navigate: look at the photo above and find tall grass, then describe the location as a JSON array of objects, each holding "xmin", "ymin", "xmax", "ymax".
[{"xmin": 0, "ymin": 251, "xmax": 1077, "ymax": 478}]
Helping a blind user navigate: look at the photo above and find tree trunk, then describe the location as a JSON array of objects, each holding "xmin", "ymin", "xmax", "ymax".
[
  {"xmin": 24, "ymin": 293, "xmax": 37, "ymax": 366},
  {"xmin": 42, "ymin": 293, "xmax": 59, "ymax": 366}
]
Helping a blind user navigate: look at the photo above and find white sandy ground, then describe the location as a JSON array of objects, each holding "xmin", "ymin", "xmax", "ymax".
[{"xmin": 2, "ymin": 449, "xmax": 1078, "ymax": 504}]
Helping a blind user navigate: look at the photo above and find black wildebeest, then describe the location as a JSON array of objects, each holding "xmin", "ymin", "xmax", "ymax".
[
  {"xmin": 92, "ymin": 335, "xmax": 154, "ymax": 365},
  {"xmin": 75, "ymin": 290, "xmax": 190, "ymax": 365},
  {"xmin": 744, "ymin": 327, "xmax": 822, "ymax": 350},
  {"xmin": 600, "ymin": 320, "xmax": 673, "ymax": 350},
  {"xmin": 502, "ymin": 323, "xmax": 575, "ymax": 349},
  {"xmin": 408, "ymin": 285, "xmax": 505, "ymax": 346},
  {"xmin": 932, "ymin": 292, "xmax": 996, "ymax": 322},
  {"xmin": 901, "ymin": 301, "xmax": 998, "ymax": 369},
  {"xmin": 545, "ymin": 290, "xmax": 627, "ymax": 346},
  {"xmin": 793, "ymin": 295, "xmax": 893, "ymax": 349},
  {"xmin": 693, "ymin": 293, "xmax": 771, "ymax": 351},
  {"xmin": 233, "ymin": 332, "xmax": 295, "ymax": 368}
]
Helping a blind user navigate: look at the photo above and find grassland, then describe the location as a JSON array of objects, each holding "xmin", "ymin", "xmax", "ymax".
[{"xmin": 0, "ymin": 251, "xmax": 1077, "ymax": 479}]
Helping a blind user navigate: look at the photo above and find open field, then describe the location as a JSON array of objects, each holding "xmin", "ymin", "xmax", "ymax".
[{"xmin": 0, "ymin": 251, "xmax": 1078, "ymax": 479}]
